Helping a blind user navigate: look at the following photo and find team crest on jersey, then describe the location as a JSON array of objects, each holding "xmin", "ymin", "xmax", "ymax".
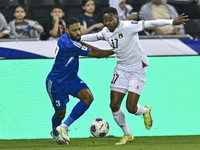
[
  {"xmin": 81, "ymin": 46, "xmax": 87, "ymax": 51},
  {"xmin": 118, "ymin": 33, "xmax": 123, "ymax": 39}
]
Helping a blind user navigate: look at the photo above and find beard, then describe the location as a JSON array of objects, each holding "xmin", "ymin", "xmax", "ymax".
[{"xmin": 69, "ymin": 32, "xmax": 81, "ymax": 42}]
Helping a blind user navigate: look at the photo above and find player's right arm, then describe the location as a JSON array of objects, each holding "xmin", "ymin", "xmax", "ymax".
[{"xmin": 81, "ymin": 41, "xmax": 114, "ymax": 58}]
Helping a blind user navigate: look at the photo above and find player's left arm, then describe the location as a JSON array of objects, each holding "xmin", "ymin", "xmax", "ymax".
[
  {"xmin": 144, "ymin": 13, "xmax": 189, "ymax": 29},
  {"xmin": 172, "ymin": 13, "xmax": 189, "ymax": 25}
]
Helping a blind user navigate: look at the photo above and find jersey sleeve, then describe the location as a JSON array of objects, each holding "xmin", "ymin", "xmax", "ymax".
[
  {"xmin": 97, "ymin": 29, "xmax": 106, "ymax": 40},
  {"xmin": 128, "ymin": 20, "xmax": 144, "ymax": 34},
  {"xmin": 81, "ymin": 29, "xmax": 106, "ymax": 42},
  {"xmin": 69, "ymin": 40, "xmax": 90, "ymax": 56},
  {"xmin": 144, "ymin": 19, "xmax": 173, "ymax": 28}
]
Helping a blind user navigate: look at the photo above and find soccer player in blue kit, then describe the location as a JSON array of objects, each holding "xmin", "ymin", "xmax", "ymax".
[{"xmin": 46, "ymin": 17, "xmax": 114, "ymax": 145}]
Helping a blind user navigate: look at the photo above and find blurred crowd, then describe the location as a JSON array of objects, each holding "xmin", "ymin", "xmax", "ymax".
[{"xmin": 0, "ymin": 0, "xmax": 200, "ymax": 40}]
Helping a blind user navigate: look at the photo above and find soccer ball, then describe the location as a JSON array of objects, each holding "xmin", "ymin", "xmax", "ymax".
[{"xmin": 90, "ymin": 118, "xmax": 109, "ymax": 137}]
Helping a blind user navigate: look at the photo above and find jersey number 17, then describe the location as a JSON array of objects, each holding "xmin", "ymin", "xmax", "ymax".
[{"xmin": 111, "ymin": 38, "xmax": 118, "ymax": 48}]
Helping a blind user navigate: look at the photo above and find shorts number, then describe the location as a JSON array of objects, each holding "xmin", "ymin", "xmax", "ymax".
[
  {"xmin": 55, "ymin": 100, "xmax": 61, "ymax": 107},
  {"xmin": 111, "ymin": 73, "xmax": 119, "ymax": 84}
]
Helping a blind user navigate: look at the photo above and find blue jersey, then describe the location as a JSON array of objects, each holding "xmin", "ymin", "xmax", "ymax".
[{"xmin": 47, "ymin": 33, "xmax": 90, "ymax": 86}]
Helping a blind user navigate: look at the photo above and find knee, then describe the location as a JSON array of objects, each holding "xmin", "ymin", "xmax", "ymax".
[
  {"xmin": 110, "ymin": 102, "xmax": 120, "ymax": 112},
  {"xmin": 56, "ymin": 113, "xmax": 65, "ymax": 120},
  {"xmin": 55, "ymin": 110, "xmax": 66, "ymax": 121},
  {"xmin": 84, "ymin": 94, "xmax": 94, "ymax": 106},
  {"xmin": 126, "ymin": 104, "xmax": 137, "ymax": 114},
  {"xmin": 89, "ymin": 95, "xmax": 94, "ymax": 104}
]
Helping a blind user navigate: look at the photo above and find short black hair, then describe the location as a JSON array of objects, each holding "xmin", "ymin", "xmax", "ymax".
[
  {"xmin": 51, "ymin": 5, "xmax": 64, "ymax": 12},
  {"xmin": 102, "ymin": 7, "xmax": 118, "ymax": 16},
  {"xmin": 14, "ymin": 5, "xmax": 26, "ymax": 13},
  {"xmin": 82, "ymin": 0, "xmax": 94, "ymax": 6},
  {"xmin": 66, "ymin": 17, "xmax": 80, "ymax": 28}
]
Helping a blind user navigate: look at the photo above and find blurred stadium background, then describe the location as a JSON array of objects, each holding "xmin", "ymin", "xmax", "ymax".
[
  {"xmin": 0, "ymin": 0, "xmax": 200, "ymax": 140},
  {"xmin": 0, "ymin": 0, "xmax": 200, "ymax": 39}
]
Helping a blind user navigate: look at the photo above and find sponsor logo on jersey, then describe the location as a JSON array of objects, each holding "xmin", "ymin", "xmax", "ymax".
[
  {"xmin": 131, "ymin": 21, "xmax": 138, "ymax": 24},
  {"xmin": 118, "ymin": 33, "xmax": 123, "ymax": 39},
  {"xmin": 81, "ymin": 46, "xmax": 87, "ymax": 51},
  {"xmin": 135, "ymin": 86, "xmax": 140, "ymax": 90},
  {"xmin": 80, "ymin": 81, "xmax": 84, "ymax": 83}
]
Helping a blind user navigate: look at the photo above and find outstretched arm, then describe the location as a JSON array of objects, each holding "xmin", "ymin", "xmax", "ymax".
[
  {"xmin": 81, "ymin": 41, "xmax": 114, "ymax": 58},
  {"xmin": 81, "ymin": 29, "xmax": 105, "ymax": 42},
  {"xmin": 81, "ymin": 33, "xmax": 99, "ymax": 42},
  {"xmin": 172, "ymin": 13, "xmax": 189, "ymax": 25},
  {"xmin": 144, "ymin": 13, "xmax": 189, "ymax": 29}
]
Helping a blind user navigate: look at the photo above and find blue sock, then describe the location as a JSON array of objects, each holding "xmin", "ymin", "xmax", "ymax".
[
  {"xmin": 52, "ymin": 114, "xmax": 61, "ymax": 136},
  {"xmin": 64, "ymin": 101, "xmax": 89, "ymax": 127}
]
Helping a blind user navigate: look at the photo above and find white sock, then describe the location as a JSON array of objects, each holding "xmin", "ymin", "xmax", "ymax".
[
  {"xmin": 135, "ymin": 104, "xmax": 148, "ymax": 116},
  {"xmin": 112, "ymin": 107, "xmax": 131, "ymax": 135}
]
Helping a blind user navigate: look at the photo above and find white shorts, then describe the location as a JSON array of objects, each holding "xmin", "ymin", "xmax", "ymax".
[{"xmin": 110, "ymin": 67, "xmax": 146, "ymax": 95}]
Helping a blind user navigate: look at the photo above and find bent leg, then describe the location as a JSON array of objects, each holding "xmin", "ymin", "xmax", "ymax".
[
  {"xmin": 110, "ymin": 90, "xmax": 132, "ymax": 135},
  {"xmin": 110, "ymin": 90, "xmax": 125, "ymax": 112},
  {"xmin": 46, "ymin": 79, "xmax": 68, "ymax": 136},
  {"xmin": 52, "ymin": 108, "xmax": 66, "ymax": 136},
  {"xmin": 64, "ymin": 88, "xmax": 93, "ymax": 127},
  {"xmin": 51, "ymin": 107, "xmax": 69, "ymax": 145},
  {"xmin": 126, "ymin": 91, "xmax": 152, "ymax": 130},
  {"xmin": 77, "ymin": 88, "xmax": 93, "ymax": 106},
  {"xmin": 127, "ymin": 67, "xmax": 148, "ymax": 115},
  {"xmin": 126, "ymin": 92, "xmax": 148, "ymax": 115}
]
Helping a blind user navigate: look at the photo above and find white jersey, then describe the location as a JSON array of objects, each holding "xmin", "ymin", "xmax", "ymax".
[{"xmin": 97, "ymin": 20, "xmax": 148, "ymax": 71}]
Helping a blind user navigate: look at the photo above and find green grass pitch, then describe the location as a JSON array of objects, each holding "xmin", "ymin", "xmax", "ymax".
[{"xmin": 1, "ymin": 135, "xmax": 200, "ymax": 150}]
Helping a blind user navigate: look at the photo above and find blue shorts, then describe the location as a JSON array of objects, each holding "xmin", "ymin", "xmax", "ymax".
[{"xmin": 46, "ymin": 76, "xmax": 89, "ymax": 110}]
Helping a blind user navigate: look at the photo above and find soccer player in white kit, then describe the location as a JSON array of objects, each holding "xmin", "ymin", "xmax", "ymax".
[{"xmin": 81, "ymin": 7, "xmax": 188, "ymax": 145}]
